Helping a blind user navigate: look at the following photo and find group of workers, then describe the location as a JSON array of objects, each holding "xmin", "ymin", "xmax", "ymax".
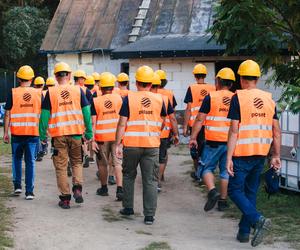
[{"xmin": 3, "ymin": 59, "xmax": 281, "ymax": 247}]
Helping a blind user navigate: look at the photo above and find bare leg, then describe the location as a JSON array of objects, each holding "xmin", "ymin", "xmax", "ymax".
[
  {"xmin": 220, "ymin": 179, "xmax": 228, "ymax": 199},
  {"xmin": 203, "ymin": 172, "xmax": 215, "ymax": 191}
]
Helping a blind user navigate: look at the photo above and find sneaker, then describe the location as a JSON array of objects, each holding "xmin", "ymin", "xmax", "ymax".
[
  {"xmin": 119, "ymin": 208, "xmax": 134, "ymax": 216},
  {"xmin": 251, "ymin": 216, "xmax": 272, "ymax": 247},
  {"xmin": 83, "ymin": 155, "xmax": 89, "ymax": 168},
  {"xmin": 25, "ymin": 192, "xmax": 35, "ymax": 200},
  {"xmin": 88, "ymin": 157, "xmax": 95, "ymax": 164},
  {"xmin": 96, "ymin": 186, "xmax": 108, "ymax": 196},
  {"xmin": 236, "ymin": 232, "xmax": 250, "ymax": 243},
  {"xmin": 58, "ymin": 200, "xmax": 70, "ymax": 209},
  {"xmin": 108, "ymin": 176, "xmax": 116, "ymax": 185},
  {"xmin": 72, "ymin": 186, "xmax": 84, "ymax": 203},
  {"xmin": 144, "ymin": 216, "xmax": 154, "ymax": 225},
  {"xmin": 204, "ymin": 188, "xmax": 220, "ymax": 212},
  {"xmin": 36, "ymin": 155, "xmax": 43, "ymax": 162},
  {"xmin": 14, "ymin": 189, "xmax": 22, "ymax": 196},
  {"xmin": 67, "ymin": 164, "xmax": 72, "ymax": 177},
  {"xmin": 116, "ymin": 187, "xmax": 123, "ymax": 201},
  {"xmin": 217, "ymin": 199, "xmax": 229, "ymax": 212}
]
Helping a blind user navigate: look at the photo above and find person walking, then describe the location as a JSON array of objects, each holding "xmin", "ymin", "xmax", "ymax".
[
  {"xmin": 189, "ymin": 68, "xmax": 235, "ymax": 212},
  {"xmin": 3, "ymin": 65, "xmax": 41, "ymax": 200},
  {"xmin": 91, "ymin": 72, "xmax": 124, "ymax": 200},
  {"xmin": 150, "ymin": 73, "xmax": 179, "ymax": 192},
  {"xmin": 183, "ymin": 64, "xmax": 215, "ymax": 180},
  {"xmin": 116, "ymin": 65, "xmax": 167, "ymax": 225},
  {"xmin": 117, "ymin": 73, "xmax": 130, "ymax": 98},
  {"xmin": 226, "ymin": 60, "xmax": 281, "ymax": 246},
  {"xmin": 39, "ymin": 62, "xmax": 93, "ymax": 209}
]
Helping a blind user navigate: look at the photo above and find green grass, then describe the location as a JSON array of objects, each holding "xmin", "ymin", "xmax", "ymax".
[
  {"xmin": 135, "ymin": 230, "xmax": 152, "ymax": 236},
  {"xmin": 0, "ymin": 138, "xmax": 11, "ymax": 156},
  {"xmin": 102, "ymin": 206, "xmax": 123, "ymax": 223},
  {"xmin": 0, "ymin": 173, "xmax": 13, "ymax": 249},
  {"xmin": 141, "ymin": 241, "xmax": 171, "ymax": 250}
]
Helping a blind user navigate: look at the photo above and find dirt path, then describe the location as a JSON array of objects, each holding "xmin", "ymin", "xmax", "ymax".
[{"xmin": 8, "ymin": 147, "xmax": 291, "ymax": 250}]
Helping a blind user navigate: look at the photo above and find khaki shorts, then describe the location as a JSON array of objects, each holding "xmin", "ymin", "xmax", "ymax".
[{"xmin": 95, "ymin": 141, "xmax": 122, "ymax": 168}]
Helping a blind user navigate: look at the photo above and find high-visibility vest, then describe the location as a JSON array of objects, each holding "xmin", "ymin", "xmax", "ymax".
[
  {"xmin": 205, "ymin": 90, "xmax": 234, "ymax": 142},
  {"xmin": 119, "ymin": 89, "xmax": 130, "ymax": 98},
  {"xmin": 158, "ymin": 88, "xmax": 174, "ymax": 107},
  {"xmin": 189, "ymin": 83, "xmax": 215, "ymax": 127},
  {"xmin": 91, "ymin": 85, "xmax": 99, "ymax": 95},
  {"xmin": 113, "ymin": 87, "xmax": 120, "ymax": 95},
  {"xmin": 48, "ymin": 85, "xmax": 85, "ymax": 137},
  {"xmin": 10, "ymin": 87, "xmax": 41, "ymax": 136},
  {"xmin": 94, "ymin": 93, "xmax": 122, "ymax": 142},
  {"xmin": 233, "ymin": 89, "xmax": 275, "ymax": 157},
  {"xmin": 123, "ymin": 91, "xmax": 163, "ymax": 148},
  {"xmin": 160, "ymin": 95, "xmax": 171, "ymax": 139}
]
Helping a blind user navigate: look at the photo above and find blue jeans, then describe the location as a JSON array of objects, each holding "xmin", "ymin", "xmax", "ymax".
[
  {"xmin": 11, "ymin": 136, "xmax": 39, "ymax": 194},
  {"xmin": 228, "ymin": 157, "xmax": 265, "ymax": 234},
  {"xmin": 200, "ymin": 144, "xmax": 228, "ymax": 180}
]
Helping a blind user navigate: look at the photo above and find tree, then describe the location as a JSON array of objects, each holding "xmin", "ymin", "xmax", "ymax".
[
  {"xmin": 210, "ymin": 0, "xmax": 300, "ymax": 113},
  {"xmin": 2, "ymin": 6, "xmax": 50, "ymax": 74}
]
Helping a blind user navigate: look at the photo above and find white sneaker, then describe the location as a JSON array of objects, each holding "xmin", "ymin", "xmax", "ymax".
[
  {"xmin": 14, "ymin": 189, "xmax": 22, "ymax": 196},
  {"xmin": 25, "ymin": 193, "xmax": 35, "ymax": 200}
]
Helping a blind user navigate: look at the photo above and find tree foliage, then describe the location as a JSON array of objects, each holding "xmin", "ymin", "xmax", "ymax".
[{"xmin": 210, "ymin": 0, "xmax": 300, "ymax": 113}]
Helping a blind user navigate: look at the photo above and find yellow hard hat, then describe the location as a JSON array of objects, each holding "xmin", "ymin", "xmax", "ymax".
[
  {"xmin": 34, "ymin": 76, "xmax": 45, "ymax": 85},
  {"xmin": 73, "ymin": 69, "xmax": 87, "ymax": 79},
  {"xmin": 216, "ymin": 68, "xmax": 236, "ymax": 81},
  {"xmin": 84, "ymin": 75, "xmax": 95, "ymax": 85},
  {"xmin": 17, "ymin": 65, "xmax": 34, "ymax": 80},
  {"xmin": 238, "ymin": 60, "xmax": 261, "ymax": 77},
  {"xmin": 92, "ymin": 72, "xmax": 100, "ymax": 81},
  {"xmin": 193, "ymin": 64, "xmax": 207, "ymax": 75},
  {"xmin": 46, "ymin": 77, "xmax": 56, "ymax": 86},
  {"xmin": 155, "ymin": 70, "xmax": 167, "ymax": 80},
  {"xmin": 100, "ymin": 72, "xmax": 116, "ymax": 88},
  {"xmin": 135, "ymin": 65, "xmax": 154, "ymax": 83},
  {"xmin": 152, "ymin": 73, "xmax": 161, "ymax": 86},
  {"xmin": 117, "ymin": 73, "xmax": 129, "ymax": 82},
  {"xmin": 54, "ymin": 62, "xmax": 71, "ymax": 74}
]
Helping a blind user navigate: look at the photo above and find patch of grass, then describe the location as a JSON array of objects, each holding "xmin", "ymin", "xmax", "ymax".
[
  {"xmin": 0, "ymin": 174, "xmax": 14, "ymax": 249},
  {"xmin": 0, "ymin": 139, "xmax": 11, "ymax": 155},
  {"xmin": 0, "ymin": 167, "xmax": 11, "ymax": 174},
  {"xmin": 102, "ymin": 206, "xmax": 123, "ymax": 223},
  {"xmin": 135, "ymin": 230, "xmax": 152, "ymax": 235},
  {"xmin": 141, "ymin": 241, "xmax": 171, "ymax": 250}
]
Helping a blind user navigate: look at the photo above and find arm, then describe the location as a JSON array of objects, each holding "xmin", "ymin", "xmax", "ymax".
[
  {"xmin": 271, "ymin": 119, "xmax": 281, "ymax": 170},
  {"xmin": 3, "ymin": 110, "xmax": 10, "ymax": 143},
  {"xmin": 183, "ymin": 103, "xmax": 191, "ymax": 137},
  {"xmin": 115, "ymin": 116, "xmax": 128, "ymax": 158},
  {"xmin": 226, "ymin": 120, "xmax": 239, "ymax": 176},
  {"xmin": 189, "ymin": 112, "xmax": 206, "ymax": 148},
  {"xmin": 82, "ymin": 105, "xmax": 93, "ymax": 140},
  {"xmin": 39, "ymin": 109, "xmax": 51, "ymax": 141},
  {"xmin": 169, "ymin": 113, "xmax": 179, "ymax": 145}
]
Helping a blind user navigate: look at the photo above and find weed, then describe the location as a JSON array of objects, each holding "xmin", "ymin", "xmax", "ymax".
[
  {"xmin": 135, "ymin": 230, "xmax": 152, "ymax": 236},
  {"xmin": 141, "ymin": 241, "xmax": 171, "ymax": 250}
]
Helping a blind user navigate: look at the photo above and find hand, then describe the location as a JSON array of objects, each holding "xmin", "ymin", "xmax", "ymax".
[
  {"xmin": 173, "ymin": 135, "xmax": 180, "ymax": 146},
  {"xmin": 116, "ymin": 144, "xmax": 123, "ymax": 159},
  {"xmin": 92, "ymin": 141, "xmax": 99, "ymax": 153},
  {"xmin": 83, "ymin": 135, "xmax": 91, "ymax": 143},
  {"xmin": 3, "ymin": 133, "xmax": 9, "ymax": 144},
  {"xmin": 226, "ymin": 159, "xmax": 234, "ymax": 177},
  {"xmin": 270, "ymin": 157, "xmax": 281, "ymax": 171},
  {"xmin": 41, "ymin": 139, "xmax": 47, "ymax": 145},
  {"xmin": 183, "ymin": 126, "xmax": 189, "ymax": 137},
  {"xmin": 189, "ymin": 138, "xmax": 197, "ymax": 149}
]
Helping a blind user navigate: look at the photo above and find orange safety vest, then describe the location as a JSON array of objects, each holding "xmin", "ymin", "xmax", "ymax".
[
  {"xmin": 205, "ymin": 90, "xmax": 234, "ymax": 142},
  {"xmin": 158, "ymin": 88, "xmax": 174, "ymax": 107},
  {"xmin": 113, "ymin": 87, "xmax": 120, "ymax": 95},
  {"xmin": 48, "ymin": 85, "xmax": 85, "ymax": 137},
  {"xmin": 189, "ymin": 83, "xmax": 215, "ymax": 127},
  {"xmin": 119, "ymin": 89, "xmax": 130, "ymax": 98},
  {"xmin": 10, "ymin": 87, "xmax": 41, "ymax": 136},
  {"xmin": 233, "ymin": 89, "xmax": 275, "ymax": 157},
  {"xmin": 91, "ymin": 85, "xmax": 99, "ymax": 95},
  {"xmin": 94, "ymin": 93, "xmax": 122, "ymax": 142},
  {"xmin": 123, "ymin": 91, "xmax": 163, "ymax": 148},
  {"xmin": 160, "ymin": 95, "xmax": 172, "ymax": 139}
]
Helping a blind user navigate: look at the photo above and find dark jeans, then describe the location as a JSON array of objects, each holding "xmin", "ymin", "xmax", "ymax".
[
  {"xmin": 228, "ymin": 157, "xmax": 265, "ymax": 234},
  {"xmin": 11, "ymin": 136, "xmax": 39, "ymax": 193}
]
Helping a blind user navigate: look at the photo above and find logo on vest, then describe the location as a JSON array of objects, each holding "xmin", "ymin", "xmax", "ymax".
[
  {"xmin": 200, "ymin": 89, "xmax": 208, "ymax": 96},
  {"xmin": 104, "ymin": 100, "xmax": 113, "ymax": 109},
  {"xmin": 252, "ymin": 98, "xmax": 265, "ymax": 118},
  {"xmin": 140, "ymin": 97, "xmax": 153, "ymax": 114},
  {"xmin": 59, "ymin": 90, "xmax": 72, "ymax": 106},
  {"xmin": 21, "ymin": 93, "xmax": 33, "ymax": 107},
  {"xmin": 222, "ymin": 96, "xmax": 231, "ymax": 106}
]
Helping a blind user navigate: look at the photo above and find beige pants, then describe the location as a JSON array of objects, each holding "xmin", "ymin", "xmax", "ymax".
[
  {"xmin": 96, "ymin": 141, "xmax": 122, "ymax": 168},
  {"xmin": 52, "ymin": 136, "xmax": 83, "ymax": 195}
]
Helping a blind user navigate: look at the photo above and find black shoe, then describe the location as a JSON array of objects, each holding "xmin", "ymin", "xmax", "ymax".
[
  {"xmin": 72, "ymin": 185, "xmax": 84, "ymax": 203},
  {"xmin": 25, "ymin": 192, "xmax": 35, "ymax": 200},
  {"xmin": 96, "ymin": 186, "xmax": 108, "ymax": 196},
  {"xmin": 67, "ymin": 164, "xmax": 72, "ymax": 177},
  {"xmin": 217, "ymin": 199, "xmax": 229, "ymax": 211},
  {"xmin": 204, "ymin": 188, "xmax": 220, "ymax": 212},
  {"xmin": 144, "ymin": 216, "xmax": 154, "ymax": 225},
  {"xmin": 58, "ymin": 195, "xmax": 71, "ymax": 209},
  {"xmin": 83, "ymin": 155, "xmax": 89, "ymax": 168},
  {"xmin": 251, "ymin": 216, "xmax": 272, "ymax": 247},
  {"xmin": 88, "ymin": 157, "xmax": 95, "ymax": 164},
  {"xmin": 116, "ymin": 187, "xmax": 123, "ymax": 201},
  {"xmin": 36, "ymin": 155, "xmax": 43, "ymax": 162},
  {"xmin": 190, "ymin": 171, "xmax": 199, "ymax": 181},
  {"xmin": 236, "ymin": 232, "xmax": 250, "ymax": 243},
  {"xmin": 120, "ymin": 208, "xmax": 134, "ymax": 216},
  {"xmin": 108, "ymin": 176, "xmax": 116, "ymax": 185}
]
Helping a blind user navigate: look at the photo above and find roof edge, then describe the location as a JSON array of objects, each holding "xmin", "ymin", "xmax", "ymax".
[{"xmin": 39, "ymin": 48, "xmax": 112, "ymax": 55}]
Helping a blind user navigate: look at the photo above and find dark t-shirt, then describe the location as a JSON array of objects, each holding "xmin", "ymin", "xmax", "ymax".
[
  {"xmin": 199, "ymin": 95, "xmax": 211, "ymax": 114},
  {"xmin": 172, "ymin": 96, "xmax": 177, "ymax": 108},
  {"xmin": 85, "ymin": 88, "xmax": 93, "ymax": 104},
  {"xmin": 119, "ymin": 96, "xmax": 168, "ymax": 118},
  {"xmin": 184, "ymin": 87, "xmax": 192, "ymax": 104}
]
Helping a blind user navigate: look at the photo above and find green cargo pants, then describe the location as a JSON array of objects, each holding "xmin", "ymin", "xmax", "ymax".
[{"xmin": 122, "ymin": 147, "xmax": 159, "ymax": 217}]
